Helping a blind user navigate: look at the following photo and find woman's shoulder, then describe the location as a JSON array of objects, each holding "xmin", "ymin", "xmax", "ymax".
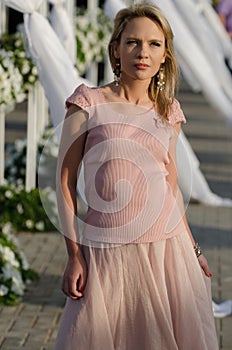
[
  {"xmin": 167, "ymin": 98, "xmax": 186, "ymax": 126},
  {"xmin": 65, "ymin": 83, "xmax": 101, "ymax": 110}
]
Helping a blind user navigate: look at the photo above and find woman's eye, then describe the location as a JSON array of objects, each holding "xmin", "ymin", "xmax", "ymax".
[
  {"xmin": 151, "ymin": 41, "xmax": 161, "ymax": 47},
  {"xmin": 126, "ymin": 40, "xmax": 137, "ymax": 45}
]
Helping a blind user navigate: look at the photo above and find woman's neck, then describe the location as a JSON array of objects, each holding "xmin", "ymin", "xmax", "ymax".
[{"xmin": 113, "ymin": 79, "xmax": 152, "ymax": 106}]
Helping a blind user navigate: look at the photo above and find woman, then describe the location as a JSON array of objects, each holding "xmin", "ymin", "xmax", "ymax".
[{"xmin": 55, "ymin": 3, "xmax": 218, "ymax": 349}]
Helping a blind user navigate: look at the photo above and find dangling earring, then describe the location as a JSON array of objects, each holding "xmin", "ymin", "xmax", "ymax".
[
  {"xmin": 156, "ymin": 66, "xmax": 165, "ymax": 91},
  {"xmin": 113, "ymin": 61, "xmax": 121, "ymax": 86}
]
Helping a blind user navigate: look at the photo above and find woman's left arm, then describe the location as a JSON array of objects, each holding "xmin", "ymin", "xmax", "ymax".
[{"xmin": 166, "ymin": 122, "xmax": 212, "ymax": 278}]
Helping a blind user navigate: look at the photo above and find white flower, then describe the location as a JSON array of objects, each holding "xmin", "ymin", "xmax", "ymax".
[
  {"xmin": 0, "ymin": 48, "xmax": 25, "ymax": 111},
  {"xmin": 15, "ymin": 39, "xmax": 21, "ymax": 47},
  {"xmin": 25, "ymin": 220, "xmax": 34, "ymax": 229},
  {"xmin": 16, "ymin": 178, "xmax": 23, "ymax": 185},
  {"xmin": 2, "ymin": 222, "xmax": 12, "ymax": 235},
  {"xmin": 18, "ymin": 251, "xmax": 29, "ymax": 270},
  {"xmin": 76, "ymin": 16, "xmax": 89, "ymax": 29},
  {"xmin": 2, "ymin": 263, "xmax": 20, "ymax": 280},
  {"xmin": 5, "ymin": 190, "xmax": 13, "ymax": 198},
  {"xmin": 18, "ymin": 51, "xmax": 26, "ymax": 58},
  {"xmin": 35, "ymin": 221, "xmax": 45, "ymax": 231},
  {"xmin": 31, "ymin": 66, "xmax": 38, "ymax": 75},
  {"xmin": 0, "ymin": 285, "xmax": 9, "ymax": 296},
  {"xmin": 15, "ymin": 184, "xmax": 24, "ymax": 193},
  {"xmin": 2, "ymin": 224, "xmax": 19, "ymax": 246},
  {"xmin": 3, "ymin": 246, "xmax": 20, "ymax": 268},
  {"xmin": 16, "ymin": 203, "xmax": 24, "ymax": 214},
  {"xmin": 11, "ymin": 275, "xmax": 25, "ymax": 296}
]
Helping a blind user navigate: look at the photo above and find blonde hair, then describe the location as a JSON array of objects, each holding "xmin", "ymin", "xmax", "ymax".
[{"xmin": 108, "ymin": 3, "xmax": 178, "ymax": 120}]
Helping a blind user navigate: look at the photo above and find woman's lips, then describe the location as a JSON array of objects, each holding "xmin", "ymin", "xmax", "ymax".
[{"xmin": 134, "ymin": 63, "xmax": 150, "ymax": 70}]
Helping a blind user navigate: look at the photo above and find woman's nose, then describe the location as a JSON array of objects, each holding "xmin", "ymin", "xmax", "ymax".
[{"xmin": 137, "ymin": 43, "xmax": 148, "ymax": 58}]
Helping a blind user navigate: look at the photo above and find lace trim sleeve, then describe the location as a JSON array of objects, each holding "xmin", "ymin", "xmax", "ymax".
[
  {"xmin": 65, "ymin": 84, "xmax": 91, "ymax": 110},
  {"xmin": 168, "ymin": 99, "xmax": 186, "ymax": 126}
]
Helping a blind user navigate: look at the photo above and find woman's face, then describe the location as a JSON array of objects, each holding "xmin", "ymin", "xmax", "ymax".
[{"xmin": 114, "ymin": 16, "xmax": 166, "ymax": 84}]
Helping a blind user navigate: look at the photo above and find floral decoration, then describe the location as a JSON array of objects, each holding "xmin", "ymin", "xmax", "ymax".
[
  {"xmin": 75, "ymin": 7, "xmax": 113, "ymax": 74},
  {"xmin": 0, "ymin": 48, "xmax": 25, "ymax": 113},
  {"xmin": 0, "ymin": 182, "xmax": 57, "ymax": 233},
  {"xmin": 0, "ymin": 32, "xmax": 38, "ymax": 93},
  {"xmin": 5, "ymin": 126, "xmax": 58, "ymax": 184},
  {"xmin": 0, "ymin": 223, "xmax": 38, "ymax": 305}
]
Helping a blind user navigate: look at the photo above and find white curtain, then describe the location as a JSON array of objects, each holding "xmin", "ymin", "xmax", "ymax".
[
  {"xmin": 177, "ymin": 132, "xmax": 232, "ymax": 206},
  {"xmin": 173, "ymin": 0, "xmax": 232, "ymax": 102},
  {"xmin": 104, "ymin": 0, "xmax": 126, "ymax": 18},
  {"xmin": 4, "ymin": 0, "xmax": 88, "ymax": 133},
  {"xmin": 192, "ymin": 0, "xmax": 232, "ymax": 68},
  {"xmin": 3, "ymin": 0, "xmax": 43, "ymax": 13},
  {"xmin": 149, "ymin": 0, "xmax": 232, "ymax": 120},
  {"xmin": 49, "ymin": 0, "xmax": 77, "ymax": 64}
]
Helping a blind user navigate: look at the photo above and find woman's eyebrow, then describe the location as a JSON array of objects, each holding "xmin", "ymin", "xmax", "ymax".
[{"xmin": 125, "ymin": 36, "xmax": 163, "ymax": 43}]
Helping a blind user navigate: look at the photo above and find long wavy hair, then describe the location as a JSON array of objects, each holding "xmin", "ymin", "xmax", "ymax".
[{"xmin": 108, "ymin": 3, "xmax": 178, "ymax": 121}]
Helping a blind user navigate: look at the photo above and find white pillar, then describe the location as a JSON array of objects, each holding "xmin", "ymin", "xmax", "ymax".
[
  {"xmin": 36, "ymin": 82, "xmax": 49, "ymax": 138},
  {"xmin": 25, "ymin": 85, "xmax": 38, "ymax": 191},
  {"xmin": 86, "ymin": 0, "xmax": 99, "ymax": 85},
  {"xmin": 0, "ymin": 111, "xmax": 5, "ymax": 184},
  {"xmin": 0, "ymin": 0, "xmax": 7, "ymax": 36},
  {"xmin": 104, "ymin": 54, "xmax": 114, "ymax": 84},
  {"xmin": 65, "ymin": 0, "xmax": 75, "ymax": 26}
]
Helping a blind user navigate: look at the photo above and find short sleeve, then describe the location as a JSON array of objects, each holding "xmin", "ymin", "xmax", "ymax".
[
  {"xmin": 65, "ymin": 83, "xmax": 91, "ymax": 110},
  {"xmin": 168, "ymin": 99, "xmax": 186, "ymax": 126}
]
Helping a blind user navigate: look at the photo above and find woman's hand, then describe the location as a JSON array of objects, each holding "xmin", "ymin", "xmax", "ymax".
[
  {"xmin": 62, "ymin": 251, "xmax": 88, "ymax": 299},
  {"xmin": 197, "ymin": 254, "xmax": 212, "ymax": 278}
]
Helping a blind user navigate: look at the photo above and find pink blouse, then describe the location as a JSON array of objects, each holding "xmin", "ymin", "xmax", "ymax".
[{"xmin": 66, "ymin": 84, "xmax": 187, "ymax": 245}]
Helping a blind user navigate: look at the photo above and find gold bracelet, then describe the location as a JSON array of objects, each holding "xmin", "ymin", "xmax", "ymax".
[{"xmin": 194, "ymin": 243, "xmax": 202, "ymax": 258}]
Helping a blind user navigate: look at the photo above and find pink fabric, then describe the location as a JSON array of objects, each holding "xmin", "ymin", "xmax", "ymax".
[
  {"xmin": 54, "ymin": 231, "xmax": 218, "ymax": 350},
  {"xmin": 55, "ymin": 85, "xmax": 218, "ymax": 349},
  {"xmin": 66, "ymin": 84, "xmax": 187, "ymax": 245}
]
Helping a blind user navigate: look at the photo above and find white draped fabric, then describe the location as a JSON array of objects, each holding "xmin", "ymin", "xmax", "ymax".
[
  {"xmin": 3, "ymin": 0, "xmax": 90, "ymax": 199},
  {"xmin": 4, "ymin": 0, "xmax": 88, "ymax": 133},
  {"xmin": 3, "ymin": 0, "xmax": 43, "ymax": 13},
  {"xmin": 173, "ymin": 0, "xmax": 232, "ymax": 102},
  {"xmin": 104, "ymin": 0, "xmax": 126, "ymax": 18},
  {"xmin": 212, "ymin": 300, "xmax": 232, "ymax": 318},
  {"xmin": 49, "ymin": 0, "xmax": 77, "ymax": 64},
  {"xmin": 192, "ymin": 0, "xmax": 232, "ymax": 68},
  {"xmin": 149, "ymin": 0, "xmax": 232, "ymax": 120},
  {"xmin": 177, "ymin": 132, "xmax": 232, "ymax": 206}
]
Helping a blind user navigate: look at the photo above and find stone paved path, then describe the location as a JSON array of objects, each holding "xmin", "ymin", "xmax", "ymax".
[
  {"xmin": 0, "ymin": 233, "xmax": 66, "ymax": 350},
  {"xmin": 0, "ymin": 86, "xmax": 232, "ymax": 349},
  {"xmin": 180, "ymin": 88, "xmax": 232, "ymax": 350}
]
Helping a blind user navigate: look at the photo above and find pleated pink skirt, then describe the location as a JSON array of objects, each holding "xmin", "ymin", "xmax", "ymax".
[{"xmin": 54, "ymin": 231, "xmax": 218, "ymax": 350}]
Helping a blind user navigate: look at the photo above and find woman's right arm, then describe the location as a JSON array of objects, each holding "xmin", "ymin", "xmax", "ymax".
[{"xmin": 56, "ymin": 104, "xmax": 88, "ymax": 299}]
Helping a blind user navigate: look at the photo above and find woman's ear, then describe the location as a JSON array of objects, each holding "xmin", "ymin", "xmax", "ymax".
[
  {"xmin": 161, "ymin": 55, "xmax": 166, "ymax": 64},
  {"xmin": 113, "ymin": 41, "xmax": 120, "ymax": 59}
]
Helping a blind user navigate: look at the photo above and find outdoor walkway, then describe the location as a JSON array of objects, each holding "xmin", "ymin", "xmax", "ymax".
[{"xmin": 0, "ymin": 84, "xmax": 232, "ymax": 349}]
